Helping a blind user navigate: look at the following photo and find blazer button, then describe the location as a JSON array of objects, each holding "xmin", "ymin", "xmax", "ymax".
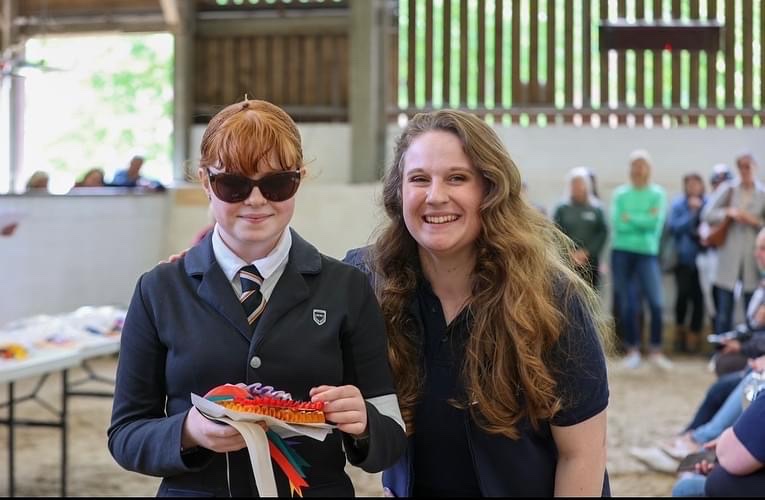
[{"xmin": 250, "ymin": 356, "xmax": 262, "ymax": 369}]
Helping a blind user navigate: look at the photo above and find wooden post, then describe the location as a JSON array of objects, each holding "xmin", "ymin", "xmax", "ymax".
[
  {"xmin": 172, "ymin": 0, "xmax": 194, "ymax": 182},
  {"xmin": 2, "ymin": 0, "xmax": 21, "ymax": 192},
  {"xmin": 350, "ymin": 0, "xmax": 388, "ymax": 182}
]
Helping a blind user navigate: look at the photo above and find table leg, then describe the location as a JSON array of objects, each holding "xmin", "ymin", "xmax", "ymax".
[
  {"xmin": 61, "ymin": 370, "xmax": 67, "ymax": 497},
  {"xmin": 9, "ymin": 381, "xmax": 15, "ymax": 498}
]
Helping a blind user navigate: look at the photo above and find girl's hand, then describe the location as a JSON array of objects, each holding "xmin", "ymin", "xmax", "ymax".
[
  {"xmin": 181, "ymin": 406, "xmax": 246, "ymax": 453},
  {"xmin": 309, "ymin": 385, "xmax": 368, "ymax": 437}
]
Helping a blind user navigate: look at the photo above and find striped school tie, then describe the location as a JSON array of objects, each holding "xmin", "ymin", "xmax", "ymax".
[{"xmin": 239, "ymin": 264, "xmax": 266, "ymax": 328}]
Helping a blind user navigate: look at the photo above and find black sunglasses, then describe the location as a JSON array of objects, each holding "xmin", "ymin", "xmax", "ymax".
[{"xmin": 207, "ymin": 169, "xmax": 301, "ymax": 203}]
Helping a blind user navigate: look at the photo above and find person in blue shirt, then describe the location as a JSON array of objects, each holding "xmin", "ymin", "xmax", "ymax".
[
  {"xmin": 705, "ymin": 386, "xmax": 765, "ymax": 496},
  {"xmin": 344, "ymin": 109, "xmax": 610, "ymax": 496},
  {"xmin": 111, "ymin": 155, "xmax": 165, "ymax": 191},
  {"xmin": 671, "ymin": 366, "xmax": 765, "ymax": 497},
  {"xmin": 668, "ymin": 172, "xmax": 707, "ymax": 353}
]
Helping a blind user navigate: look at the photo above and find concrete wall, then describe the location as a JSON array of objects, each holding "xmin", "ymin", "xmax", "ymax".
[
  {"xmin": 3, "ymin": 123, "xmax": 762, "ymax": 331},
  {"xmin": 0, "ymin": 192, "xmax": 168, "ymax": 325},
  {"xmin": 192, "ymin": 123, "xmax": 765, "ymax": 208},
  {"xmin": 0, "ymin": 184, "xmax": 383, "ymax": 326}
]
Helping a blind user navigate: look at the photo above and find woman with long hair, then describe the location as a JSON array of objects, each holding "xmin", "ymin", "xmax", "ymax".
[{"xmin": 345, "ymin": 109, "xmax": 611, "ymax": 496}]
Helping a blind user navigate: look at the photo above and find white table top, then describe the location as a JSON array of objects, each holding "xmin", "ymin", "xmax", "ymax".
[
  {"xmin": 0, "ymin": 338, "xmax": 121, "ymax": 385},
  {"xmin": 0, "ymin": 306, "xmax": 124, "ymax": 385},
  {"xmin": 0, "ymin": 349, "xmax": 82, "ymax": 385}
]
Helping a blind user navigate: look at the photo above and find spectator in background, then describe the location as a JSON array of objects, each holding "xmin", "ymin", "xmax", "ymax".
[
  {"xmin": 670, "ymin": 363, "xmax": 765, "ymax": 497},
  {"xmin": 25, "ymin": 170, "xmax": 49, "ymax": 192},
  {"xmin": 111, "ymin": 155, "xmax": 144, "ymax": 187},
  {"xmin": 553, "ymin": 166, "xmax": 608, "ymax": 288},
  {"xmin": 702, "ymin": 152, "xmax": 765, "ymax": 340},
  {"xmin": 697, "ymin": 164, "xmax": 735, "ymax": 334},
  {"xmin": 611, "ymin": 150, "xmax": 670, "ymax": 370},
  {"xmin": 74, "ymin": 168, "xmax": 106, "ymax": 188},
  {"xmin": 111, "ymin": 155, "xmax": 165, "ymax": 191},
  {"xmin": 704, "ymin": 388, "xmax": 765, "ymax": 496},
  {"xmin": 668, "ymin": 172, "xmax": 707, "ymax": 353},
  {"xmin": 677, "ymin": 228, "xmax": 765, "ymax": 449}
]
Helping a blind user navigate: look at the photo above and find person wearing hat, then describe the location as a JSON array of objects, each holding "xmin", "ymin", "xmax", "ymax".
[{"xmin": 710, "ymin": 164, "xmax": 734, "ymax": 191}]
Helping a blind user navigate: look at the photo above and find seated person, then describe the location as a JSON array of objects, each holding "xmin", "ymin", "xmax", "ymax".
[
  {"xmin": 111, "ymin": 155, "xmax": 165, "ymax": 191},
  {"xmin": 662, "ymin": 356, "xmax": 765, "ymax": 460},
  {"xmin": 704, "ymin": 390, "xmax": 765, "ymax": 496},
  {"xmin": 631, "ymin": 355, "xmax": 765, "ymax": 475},
  {"xmin": 711, "ymin": 283, "xmax": 765, "ymax": 375},
  {"xmin": 672, "ymin": 363, "xmax": 765, "ymax": 497},
  {"xmin": 74, "ymin": 168, "xmax": 106, "ymax": 188},
  {"xmin": 25, "ymin": 170, "xmax": 49, "ymax": 192}
]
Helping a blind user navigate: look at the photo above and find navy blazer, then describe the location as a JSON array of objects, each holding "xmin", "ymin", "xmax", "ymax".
[{"xmin": 108, "ymin": 230, "xmax": 406, "ymax": 497}]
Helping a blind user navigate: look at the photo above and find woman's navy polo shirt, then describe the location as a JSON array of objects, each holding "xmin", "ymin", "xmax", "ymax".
[{"xmin": 408, "ymin": 280, "xmax": 610, "ymax": 497}]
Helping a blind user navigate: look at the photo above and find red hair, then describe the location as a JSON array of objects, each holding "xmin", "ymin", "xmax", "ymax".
[{"xmin": 200, "ymin": 100, "xmax": 303, "ymax": 176}]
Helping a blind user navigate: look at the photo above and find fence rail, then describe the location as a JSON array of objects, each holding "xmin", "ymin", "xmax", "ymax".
[
  {"xmin": 394, "ymin": 0, "xmax": 764, "ymax": 127},
  {"xmin": 190, "ymin": 0, "xmax": 762, "ymax": 126}
]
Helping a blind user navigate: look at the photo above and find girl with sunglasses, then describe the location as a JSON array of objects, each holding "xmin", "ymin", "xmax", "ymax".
[
  {"xmin": 344, "ymin": 109, "xmax": 611, "ymax": 496},
  {"xmin": 108, "ymin": 99, "xmax": 406, "ymax": 497}
]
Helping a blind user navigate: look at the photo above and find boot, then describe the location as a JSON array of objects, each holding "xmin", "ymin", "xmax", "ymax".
[
  {"xmin": 673, "ymin": 324, "xmax": 687, "ymax": 354},
  {"xmin": 685, "ymin": 330, "xmax": 701, "ymax": 354}
]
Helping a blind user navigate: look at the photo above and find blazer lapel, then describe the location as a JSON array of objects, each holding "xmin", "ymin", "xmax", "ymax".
[
  {"xmin": 252, "ymin": 229, "xmax": 321, "ymax": 347},
  {"xmin": 252, "ymin": 262, "xmax": 309, "ymax": 346},
  {"xmin": 185, "ymin": 233, "xmax": 253, "ymax": 343},
  {"xmin": 197, "ymin": 270, "xmax": 253, "ymax": 343}
]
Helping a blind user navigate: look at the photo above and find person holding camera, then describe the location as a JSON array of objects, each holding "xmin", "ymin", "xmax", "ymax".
[{"xmin": 701, "ymin": 153, "xmax": 765, "ymax": 338}]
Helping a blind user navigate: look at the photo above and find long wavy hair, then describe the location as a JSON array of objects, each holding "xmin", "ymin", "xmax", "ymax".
[{"xmin": 373, "ymin": 109, "xmax": 611, "ymax": 438}]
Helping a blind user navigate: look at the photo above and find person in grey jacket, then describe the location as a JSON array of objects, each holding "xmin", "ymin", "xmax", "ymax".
[
  {"xmin": 702, "ymin": 153, "xmax": 765, "ymax": 336},
  {"xmin": 108, "ymin": 99, "xmax": 406, "ymax": 497}
]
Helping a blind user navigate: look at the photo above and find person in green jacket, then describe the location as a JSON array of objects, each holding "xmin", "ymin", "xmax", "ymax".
[
  {"xmin": 610, "ymin": 150, "xmax": 671, "ymax": 370},
  {"xmin": 553, "ymin": 167, "xmax": 608, "ymax": 288}
]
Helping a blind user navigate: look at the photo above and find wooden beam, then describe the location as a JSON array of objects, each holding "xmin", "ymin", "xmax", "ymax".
[
  {"xmin": 1, "ymin": 0, "xmax": 13, "ymax": 50},
  {"xmin": 2, "ymin": 0, "xmax": 22, "ymax": 193},
  {"xmin": 197, "ymin": 15, "xmax": 348, "ymax": 37},
  {"xmin": 172, "ymin": 0, "xmax": 194, "ymax": 182},
  {"xmin": 19, "ymin": 0, "xmax": 158, "ymax": 16},
  {"xmin": 17, "ymin": 13, "xmax": 167, "ymax": 36},
  {"xmin": 349, "ymin": 0, "xmax": 387, "ymax": 182},
  {"xmin": 159, "ymin": 0, "xmax": 179, "ymax": 27}
]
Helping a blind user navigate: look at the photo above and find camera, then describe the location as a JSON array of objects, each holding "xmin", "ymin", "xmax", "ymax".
[{"xmin": 706, "ymin": 323, "xmax": 752, "ymax": 345}]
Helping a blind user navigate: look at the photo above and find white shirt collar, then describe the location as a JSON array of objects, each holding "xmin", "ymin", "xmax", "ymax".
[{"xmin": 212, "ymin": 224, "xmax": 292, "ymax": 282}]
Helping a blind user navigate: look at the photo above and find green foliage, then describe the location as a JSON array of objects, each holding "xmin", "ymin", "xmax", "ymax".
[{"xmin": 23, "ymin": 34, "xmax": 174, "ymax": 187}]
